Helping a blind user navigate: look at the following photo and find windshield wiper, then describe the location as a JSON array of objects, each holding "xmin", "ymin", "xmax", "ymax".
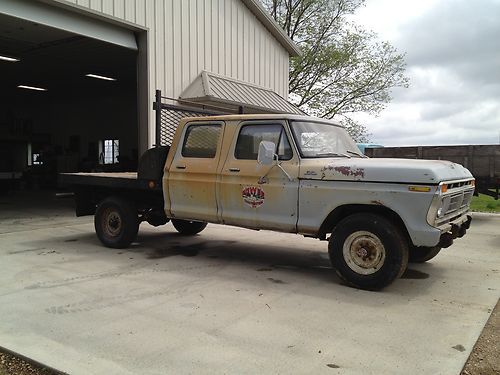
[
  {"xmin": 346, "ymin": 150, "xmax": 367, "ymax": 158},
  {"xmin": 315, "ymin": 152, "xmax": 351, "ymax": 158}
]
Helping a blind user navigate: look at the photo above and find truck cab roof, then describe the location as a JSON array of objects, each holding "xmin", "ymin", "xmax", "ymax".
[{"xmin": 180, "ymin": 113, "xmax": 343, "ymax": 127}]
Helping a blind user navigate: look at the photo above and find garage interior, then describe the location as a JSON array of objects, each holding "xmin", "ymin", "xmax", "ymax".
[{"xmin": 0, "ymin": 13, "xmax": 138, "ymax": 193}]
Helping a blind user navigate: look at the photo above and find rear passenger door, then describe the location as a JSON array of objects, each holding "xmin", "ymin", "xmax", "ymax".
[
  {"xmin": 219, "ymin": 121, "xmax": 299, "ymax": 232},
  {"xmin": 168, "ymin": 121, "xmax": 223, "ymax": 222}
]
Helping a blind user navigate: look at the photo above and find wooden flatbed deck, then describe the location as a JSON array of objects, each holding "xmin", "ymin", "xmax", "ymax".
[
  {"xmin": 59, "ymin": 172, "xmax": 153, "ymax": 190},
  {"xmin": 62, "ymin": 172, "xmax": 138, "ymax": 179}
]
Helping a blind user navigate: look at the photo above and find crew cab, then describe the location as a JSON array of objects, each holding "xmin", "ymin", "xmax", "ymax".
[{"xmin": 61, "ymin": 114, "xmax": 474, "ymax": 290}]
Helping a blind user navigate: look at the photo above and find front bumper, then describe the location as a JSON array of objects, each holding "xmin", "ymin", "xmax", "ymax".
[{"xmin": 437, "ymin": 214, "xmax": 472, "ymax": 248}]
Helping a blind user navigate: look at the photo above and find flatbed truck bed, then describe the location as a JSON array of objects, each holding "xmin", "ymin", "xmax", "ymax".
[{"xmin": 60, "ymin": 172, "xmax": 145, "ymax": 190}]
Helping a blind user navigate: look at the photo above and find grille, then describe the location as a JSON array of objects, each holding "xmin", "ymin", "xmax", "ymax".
[
  {"xmin": 447, "ymin": 190, "xmax": 473, "ymax": 213},
  {"xmin": 447, "ymin": 180, "xmax": 474, "ymax": 189},
  {"xmin": 435, "ymin": 187, "xmax": 474, "ymax": 226}
]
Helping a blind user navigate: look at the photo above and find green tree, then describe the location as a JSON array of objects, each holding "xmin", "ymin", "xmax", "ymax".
[{"xmin": 262, "ymin": 0, "xmax": 409, "ymax": 142}]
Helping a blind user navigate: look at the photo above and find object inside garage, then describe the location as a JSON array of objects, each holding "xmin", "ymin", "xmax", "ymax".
[{"xmin": 0, "ymin": 13, "xmax": 138, "ymax": 193}]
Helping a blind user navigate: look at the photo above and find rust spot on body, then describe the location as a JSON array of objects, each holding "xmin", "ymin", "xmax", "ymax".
[
  {"xmin": 321, "ymin": 164, "xmax": 365, "ymax": 178},
  {"xmin": 371, "ymin": 200, "xmax": 383, "ymax": 206},
  {"xmin": 333, "ymin": 166, "xmax": 365, "ymax": 178}
]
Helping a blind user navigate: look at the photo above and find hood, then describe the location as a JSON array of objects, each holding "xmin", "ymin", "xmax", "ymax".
[{"xmin": 299, "ymin": 158, "xmax": 473, "ymax": 184}]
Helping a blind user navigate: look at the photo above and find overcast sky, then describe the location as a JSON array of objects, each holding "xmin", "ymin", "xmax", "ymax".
[{"xmin": 350, "ymin": 0, "xmax": 500, "ymax": 146}]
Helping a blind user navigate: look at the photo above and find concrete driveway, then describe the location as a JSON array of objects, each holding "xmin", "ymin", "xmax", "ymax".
[{"xmin": 0, "ymin": 192, "xmax": 499, "ymax": 374}]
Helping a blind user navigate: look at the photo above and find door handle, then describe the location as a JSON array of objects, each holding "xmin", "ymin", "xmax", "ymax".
[
  {"xmin": 229, "ymin": 167, "xmax": 240, "ymax": 172},
  {"xmin": 176, "ymin": 165, "xmax": 186, "ymax": 169}
]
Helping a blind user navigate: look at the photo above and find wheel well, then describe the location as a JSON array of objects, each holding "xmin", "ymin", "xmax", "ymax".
[{"xmin": 318, "ymin": 204, "xmax": 411, "ymax": 242}]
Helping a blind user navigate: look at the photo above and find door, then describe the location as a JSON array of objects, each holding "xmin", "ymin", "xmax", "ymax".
[
  {"xmin": 219, "ymin": 121, "xmax": 299, "ymax": 232},
  {"xmin": 168, "ymin": 122, "xmax": 223, "ymax": 222}
]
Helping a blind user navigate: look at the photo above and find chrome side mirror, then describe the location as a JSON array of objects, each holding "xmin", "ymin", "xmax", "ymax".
[
  {"xmin": 257, "ymin": 141, "xmax": 276, "ymax": 165},
  {"xmin": 257, "ymin": 140, "xmax": 293, "ymax": 183}
]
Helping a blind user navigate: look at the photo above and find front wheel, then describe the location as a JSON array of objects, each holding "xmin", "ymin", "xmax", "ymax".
[
  {"xmin": 328, "ymin": 213, "xmax": 409, "ymax": 290},
  {"xmin": 94, "ymin": 196, "xmax": 139, "ymax": 248},
  {"xmin": 171, "ymin": 219, "xmax": 207, "ymax": 235},
  {"xmin": 409, "ymin": 246, "xmax": 441, "ymax": 263}
]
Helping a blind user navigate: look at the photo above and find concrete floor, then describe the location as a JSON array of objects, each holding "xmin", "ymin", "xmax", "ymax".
[{"xmin": 0, "ymin": 192, "xmax": 498, "ymax": 375}]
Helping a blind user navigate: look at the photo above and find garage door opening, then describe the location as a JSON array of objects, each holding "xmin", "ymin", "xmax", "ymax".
[{"xmin": 0, "ymin": 13, "xmax": 138, "ymax": 193}]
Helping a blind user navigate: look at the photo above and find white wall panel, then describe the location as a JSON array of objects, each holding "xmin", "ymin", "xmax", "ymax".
[
  {"xmin": 134, "ymin": 0, "xmax": 145, "ymax": 26},
  {"xmin": 164, "ymin": 0, "xmax": 174, "ymax": 99},
  {"xmin": 89, "ymin": 0, "xmax": 101, "ymax": 12},
  {"xmin": 101, "ymin": 0, "xmax": 112, "ymax": 15},
  {"xmin": 76, "ymin": 0, "xmax": 90, "ymax": 7},
  {"xmin": 114, "ymin": 0, "xmax": 125, "ymax": 19}
]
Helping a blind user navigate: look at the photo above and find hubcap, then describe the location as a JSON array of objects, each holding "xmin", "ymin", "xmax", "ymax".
[
  {"xmin": 102, "ymin": 208, "xmax": 122, "ymax": 237},
  {"xmin": 342, "ymin": 231, "xmax": 386, "ymax": 275}
]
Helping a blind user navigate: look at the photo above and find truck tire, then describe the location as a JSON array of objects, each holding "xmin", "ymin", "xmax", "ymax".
[
  {"xmin": 94, "ymin": 197, "xmax": 139, "ymax": 248},
  {"xmin": 171, "ymin": 219, "xmax": 207, "ymax": 235},
  {"xmin": 409, "ymin": 246, "xmax": 441, "ymax": 263},
  {"xmin": 328, "ymin": 213, "xmax": 409, "ymax": 291}
]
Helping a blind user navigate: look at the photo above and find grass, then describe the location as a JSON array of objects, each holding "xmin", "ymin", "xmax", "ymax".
[{"xmin": 470, "ymin": 192, "xmax": 500, "ymax": 213}]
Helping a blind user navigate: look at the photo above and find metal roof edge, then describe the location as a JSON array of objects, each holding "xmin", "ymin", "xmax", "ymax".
[
  {"xmin": 241, "ymin": 0, "xmax": 301, "ymax": 57},
  {"xmin": 179, "ymin": 74, "xmax": 205, "ymax": 99},
  {"xmin": 201, "ymin": 70, "xmax": 278, "ymax": 92},
  {"xmin": 199, "ymin": 96, "xmax": 304, "ymax": 115}
]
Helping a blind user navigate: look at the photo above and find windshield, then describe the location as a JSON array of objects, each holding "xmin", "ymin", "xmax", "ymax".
[{"xmin": 290, "ymin": 121, "xmax": 364, "ymax": 158}]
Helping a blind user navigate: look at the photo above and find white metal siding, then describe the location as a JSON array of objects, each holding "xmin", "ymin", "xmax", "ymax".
[{"xmin": 61, "ymin": 0, "xmax": 291, "ymax": 147}]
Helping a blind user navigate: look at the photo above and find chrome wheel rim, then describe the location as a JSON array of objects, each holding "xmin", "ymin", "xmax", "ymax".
[{"xmin": 342, "ymin": 231, "xmax": 386, "ymax": 275}]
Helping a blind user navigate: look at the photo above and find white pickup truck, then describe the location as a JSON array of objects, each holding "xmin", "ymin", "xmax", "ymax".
[{"xmin": 61, "ymin": 114, "xmax": 474, "ymax": 290}]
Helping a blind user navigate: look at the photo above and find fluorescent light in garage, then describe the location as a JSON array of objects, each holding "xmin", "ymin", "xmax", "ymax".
[
  {"xmin": 17, "ymin": 85, "xmax": 47, "ymax": 91},
  {"xmin": 85, "ymin": 73, "xmax": 116, "ymax": 81},
  {"xmin": 0, "ymin": 55, "xmax": 19, "ymax": 62}
]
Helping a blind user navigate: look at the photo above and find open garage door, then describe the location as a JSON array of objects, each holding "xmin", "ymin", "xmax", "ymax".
[
  {"xmin": 0, "ymin": 11, "xmax": 138, "ymax": 193},
  {"xmin": 0, "ymin": 0, "xmax": 137, "ymax": 50}
]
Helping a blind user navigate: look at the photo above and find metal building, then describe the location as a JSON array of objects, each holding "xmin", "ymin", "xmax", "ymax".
[{"xmin": 0, "ymin": 0, "xmax": 299, "ymax": 192}]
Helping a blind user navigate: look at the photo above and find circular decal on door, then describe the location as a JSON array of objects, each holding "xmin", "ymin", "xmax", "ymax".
[{"xmin": 242, "ymin": 186, "xmax": 265, "ymax": 208}]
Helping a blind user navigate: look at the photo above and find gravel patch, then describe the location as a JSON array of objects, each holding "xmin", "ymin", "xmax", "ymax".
[
  {"xmin": 0, "ymin": 349, "xmax": 59, "ymax": 375},
  {"xmin": 461, "ymin": 299, "xmax": 500, "ymax": 375}
]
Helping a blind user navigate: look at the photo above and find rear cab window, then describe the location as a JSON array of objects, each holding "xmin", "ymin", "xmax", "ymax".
[{"xmin": 181, "ymin": 123, "xmax": 222, "ymax": 158}]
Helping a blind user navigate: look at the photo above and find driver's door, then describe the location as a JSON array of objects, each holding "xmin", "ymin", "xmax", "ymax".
[{"xmin": 218, "ymin": 121, "xmax": 299, "ymax": 232}]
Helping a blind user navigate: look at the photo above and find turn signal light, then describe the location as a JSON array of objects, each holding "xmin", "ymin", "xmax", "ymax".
[
  {"xmin": 441, "ymin": 184, "xmax": 448, "ymax": 193},
  {"xmin": 409, "ymin": 186, "xmax": 431, "ymax": 192}
]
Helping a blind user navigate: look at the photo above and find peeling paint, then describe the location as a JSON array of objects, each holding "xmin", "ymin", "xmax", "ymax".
[{"xmin": 321, "ymin": 165, "xmax": 365, "ymax": 178}]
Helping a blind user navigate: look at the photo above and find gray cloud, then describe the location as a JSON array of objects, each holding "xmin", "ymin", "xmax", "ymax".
[
  {"xmin": 398, "ymin": 0, "xmax": 500, "ymax": 70},
  {"xmin": 356, "ymin": 0, "xmax": 500, "ymax": 146}
]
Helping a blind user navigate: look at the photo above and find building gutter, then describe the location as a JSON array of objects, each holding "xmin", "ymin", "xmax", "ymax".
[{"xmin": 241, "ymin": 0, "xmax": 302, "ymax": 57}]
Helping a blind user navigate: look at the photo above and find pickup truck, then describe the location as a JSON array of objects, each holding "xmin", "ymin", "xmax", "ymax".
[{"xmin": 61, "ymin": 114, "xmax": 474, "ymax": 290}]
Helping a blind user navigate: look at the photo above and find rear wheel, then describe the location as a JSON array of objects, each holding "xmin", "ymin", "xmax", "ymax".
[
  {"xmin": 328, "ymin": 213, "xmax": 409, "ymax": 290},
  {"xmin": 409, "ymin": 246, "xmax": 441, "ymax": 263},
  {"xmin": 171, "ymin": 219, "xmax": 207, "ymax": 235},
  {"xmin": 94, "ymin": 197, "xmax": 139, "ymax": 248}
]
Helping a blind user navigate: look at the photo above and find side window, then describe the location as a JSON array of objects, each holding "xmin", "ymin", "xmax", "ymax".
[
  {"xmin": 181, "ymin": 124, "xmax": 221, "ymax": 158},
  {"xmin": 235, "ymin": 124, "xmax": 293, "ymax": 160}
]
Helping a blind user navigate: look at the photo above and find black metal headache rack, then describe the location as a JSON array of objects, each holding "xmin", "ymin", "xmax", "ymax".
[{"xmin": 153, "ymin": 89, "xmax": 236, "ymax": 147}]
